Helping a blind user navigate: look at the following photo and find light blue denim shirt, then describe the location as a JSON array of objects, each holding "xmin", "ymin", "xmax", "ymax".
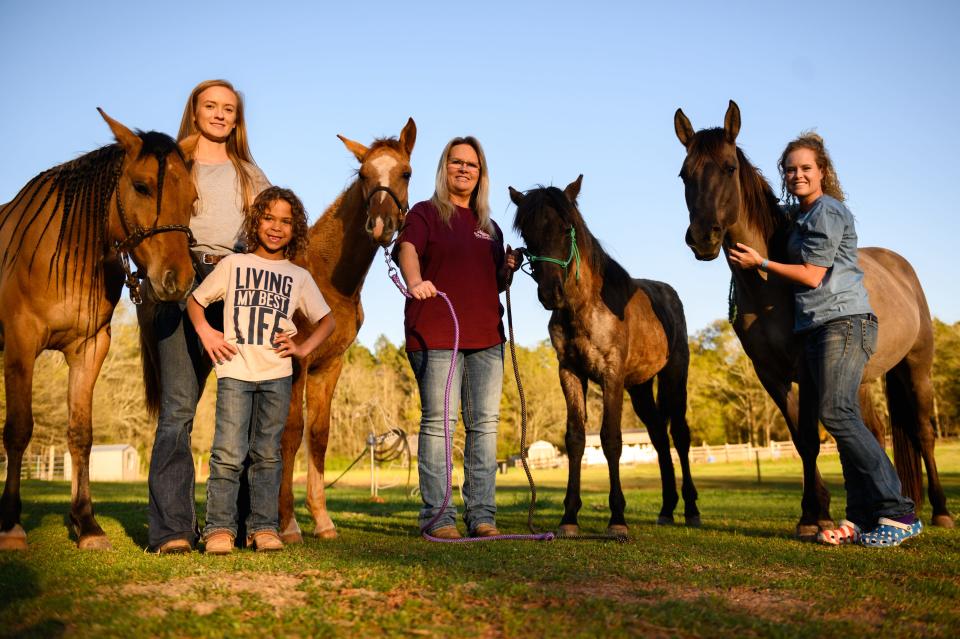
[{"xmin": 786, "ymin": 195, "xmax": 873, "ymax": 333}]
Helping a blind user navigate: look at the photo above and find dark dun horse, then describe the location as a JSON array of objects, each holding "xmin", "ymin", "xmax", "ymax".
[
  {"xmin": 279, "ymin": 119, "xmax": 416, "ymax": 541},
  {"xmin": 510, "ymin": 177, "xmax": 699, "ymax": 536},
  {"xmin": 0, "ymin": 112, "xmax": 197, "ymax": 550},
  {"xmin": 674, "ymin": 101, "xmax": 953, "ymax": 536}
]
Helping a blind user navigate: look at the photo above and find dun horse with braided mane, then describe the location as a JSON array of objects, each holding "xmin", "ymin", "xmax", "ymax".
[
  {"xmin": 674, "ymin": 101, "xmax": 953, "ymax": 536},
  {"xmin": 510, "ymin": 177, "xmax": 699, "ymax": 536},
  {"xmin": 276, "ymin": 118, "xmax": 416, "ymax": 541},
  {"xmin": 0, "ymin": 112, "xmax": 198, "ymax": 550}
]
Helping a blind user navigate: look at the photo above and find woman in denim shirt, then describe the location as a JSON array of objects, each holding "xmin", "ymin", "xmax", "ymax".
[{"xmin": 728, "ymin": 133, "xmax": 920, "ymax": 548}]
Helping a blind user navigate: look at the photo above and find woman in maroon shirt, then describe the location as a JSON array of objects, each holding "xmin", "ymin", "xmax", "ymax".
[{"xmin": 397, "ymin": 137, "xmax": 519, "ymax": 538}]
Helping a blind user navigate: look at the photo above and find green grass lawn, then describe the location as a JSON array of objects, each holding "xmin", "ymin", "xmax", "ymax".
[{"xmin": 2, "ymin": 444, "xmax": 959, "ymax": 638}]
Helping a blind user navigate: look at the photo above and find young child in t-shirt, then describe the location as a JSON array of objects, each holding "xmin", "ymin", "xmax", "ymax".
[{"xmin": 188, "ymin": 186, "xmax": 335, "ymax": 554}]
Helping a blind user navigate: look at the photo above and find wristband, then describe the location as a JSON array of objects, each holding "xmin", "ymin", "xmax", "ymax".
[{"xmin": 760, "ymin": 259, "xmax": 769, "ymax": 272}]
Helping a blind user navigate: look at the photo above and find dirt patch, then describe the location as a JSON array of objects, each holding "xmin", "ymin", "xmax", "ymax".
[
  {"xmin": 101, "ymin": 571, "xmax": 320, "ymax": 618},
  {"xmin": 562, "ymin": 575, "xmax": 812, "ymax": 621}
]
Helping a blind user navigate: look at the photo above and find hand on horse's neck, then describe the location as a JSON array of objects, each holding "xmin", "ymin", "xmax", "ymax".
[
  {"xmin": 725, "ymin": 218, "xmax": 770, "ymax": 282},
  {"xmin": 194, "ymin": 136, "xmax": 230, "ymax": 164}
]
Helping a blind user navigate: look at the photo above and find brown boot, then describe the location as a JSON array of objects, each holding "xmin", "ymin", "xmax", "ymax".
[
  {"xmin": 427, "ymin": 525, "xmax": 461, "ymax": 539},
  {"xmin": 204, "ymin": 532, "xmax": 234, "ymax": 555},
  {"xmin": 472, "ymin": 523, "xmax": 500, "ymax": 537},
  {"xmin": 158, "ymin": 538, "xmax": 192, "ymax": 554},
  {"xmin": 248, "ymin": 530, "xmax": 284, "ymax": 552}
]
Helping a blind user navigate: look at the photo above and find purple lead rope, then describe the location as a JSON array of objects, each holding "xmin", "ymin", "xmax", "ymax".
[{"xmin": 384, "ymin": 248, "xmax": 553, "ymax": 543}]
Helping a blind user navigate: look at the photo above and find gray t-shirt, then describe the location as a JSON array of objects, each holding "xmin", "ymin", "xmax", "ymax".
[
  {"xmin": 190, "ymin": 160, "xmax": 270, "ymax": 255},
  {"xmin": 786, "ymin": 194, "xmax": 873, "ymax": 332}
]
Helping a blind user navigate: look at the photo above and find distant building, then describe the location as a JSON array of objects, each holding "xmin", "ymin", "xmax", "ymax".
[
  {"xmin": 65, "ymin": 444, "xmax": 140, "ymax": 481},
  {"xmin": 583, "ymin": 429, "xmax": 657, "ymax": 465}
]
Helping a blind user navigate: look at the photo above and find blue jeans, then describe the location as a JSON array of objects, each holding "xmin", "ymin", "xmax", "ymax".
[
  {"xmin": 408, "ymin": 345, "xmax": 503, "ymax": 533},
  {"xmin": 203, "ymin": 376, "xmax": 292, "ymax": 539},
  {"xmin": 147, "ymin": 297, "xmax": 221, "ymax": 549},
  {"xmin": 803, "ymin": 314, "xmax": 914, "ymax": 528}
]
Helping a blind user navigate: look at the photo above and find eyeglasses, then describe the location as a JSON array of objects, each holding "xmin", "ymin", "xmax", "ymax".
[{"xmin": 448, "ymin": 158, "xmax": 480, "ymax": 172}]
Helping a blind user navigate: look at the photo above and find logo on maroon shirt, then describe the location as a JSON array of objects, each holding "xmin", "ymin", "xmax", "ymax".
[{"xmin": 473, "ymin": 229, "xmax": 493, "ymax": 241}]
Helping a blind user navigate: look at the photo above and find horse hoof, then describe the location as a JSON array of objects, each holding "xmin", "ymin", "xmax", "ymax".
[
  {"xmin": 656, "ymin": 515, "xmax": 675, "ymax": 526},
  {"xmin": 78, "ymin": 535, "xmax": 112, "ymax": 551},
  {"xmin": 685, "ymin": 515, "xmax": 702, "ymax": 528},
  {"xmin": 557, "ymin": 524, "xmax": 580, "ymax": 537},
  {"xmin": 932, "ymin": 514, "xmax": 956, "ymax": 529},
  {"xmin": 280, "ymin": 520, "xmax": 304, "ymax": 544},
  {"xmin": 0, "ymin": 525, "xmax": 27, "ymax": 551},
  {"xmin": 313, "ymin": 527, "xmax": 338, "ymax": 540},
  {"xmin": 281, "ymin": 531, "xmax": 304, "ymax": 544},
  {"xmin": 607, "ymin": 525, "xmax": 629, "ymax": 539},
  {"xmin": 796, "ymin": 524, "xmax": 820, "ymax": 542}
]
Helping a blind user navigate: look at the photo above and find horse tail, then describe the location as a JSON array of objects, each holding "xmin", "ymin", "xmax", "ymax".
[
  {"xmin": 886, "ymin": 366, "xmax": 924, "ymax": 507},
  {"xmin": 136, "ymin": 294, "xmax": 162, "ymax": 417}
]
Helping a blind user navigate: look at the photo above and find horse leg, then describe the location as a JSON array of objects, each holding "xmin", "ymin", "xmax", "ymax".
[
  {"xmin": 757, "ymin": 370, "xmax": 832, "ymax": 537},
  {"xmin": 599, "ymin": 378, "xmax": 627, "ymax": 536},
  {"xmin": 0, "ymin": 331, "xmax": 40, "ymax": 551},
  {"xmin": 278, "ymin": 361, "xmax": 307, "ymax": 543},
  {"xmin": 557, "ymin": 365, "xmax": 587, "ymax": 536},
  {"xmin": 659, "ymin": 365, "xmax": 700, "ymax": 526},
  {"xmin": 63, "ymin": 330, "xmax": 112, "ymax": 550},
  {"xmin": 628, "ymin": 382, "xmax": 677, "ymax": 525},
  {"xmin": 888, "ymin": 360, "xmax": 954, "ymax": 527},
  {"xmin": 859, "ymin": 383, "xmax": 886, "ymax": 448},
  {"xmin": 304, "ymin": 358, "xmax": 344, "ymax": 539}
]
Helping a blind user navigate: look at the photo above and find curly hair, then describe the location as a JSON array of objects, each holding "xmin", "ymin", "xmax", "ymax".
[
  {"xmin": 243, "ymin": 186, "xmax": 310, "ymax": 260},
  {"xmin": 778, "ymin": 131, "xmax": 845, "ymax": 203}
]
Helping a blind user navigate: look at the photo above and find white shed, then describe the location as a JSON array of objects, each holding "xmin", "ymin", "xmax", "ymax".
[
  {"xmin": 583, "ymin": 430, "xmax": 656, "ymax": 466},
  {"xmin": 65, "ymin": 444, "xmax": 140, "ymax": 481}
]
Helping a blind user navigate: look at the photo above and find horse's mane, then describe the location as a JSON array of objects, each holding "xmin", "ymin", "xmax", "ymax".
[
  {"xmin": 0, "ymin": 132, "xmax": 182, "ymax": 286},
  {"xmin": 687, "ymin": 128, "xmax": 786, "ymax": 243},
  {"xmin": 513, "ymin": 186, "xmax": 635, "ymax": 318}
]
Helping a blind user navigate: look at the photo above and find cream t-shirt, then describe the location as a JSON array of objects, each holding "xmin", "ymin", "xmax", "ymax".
[{"xmin": 192, "ymin": 253, "xmax": 330, "ymax": 381}]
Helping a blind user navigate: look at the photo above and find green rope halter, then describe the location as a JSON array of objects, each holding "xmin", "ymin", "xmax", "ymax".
[{"xmin": 522, "ymin": 226, "xmax": 582, "ymax": 282}]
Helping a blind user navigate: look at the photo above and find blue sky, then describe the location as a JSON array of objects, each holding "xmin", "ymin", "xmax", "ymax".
[{"xmin": 2, "ymin": 1, "xmax": 957, "ymax": 348}]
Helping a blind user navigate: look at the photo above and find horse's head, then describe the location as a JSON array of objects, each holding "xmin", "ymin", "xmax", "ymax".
[
  {"xmin": 509, "ymin": 175, "xmax": 584, "ymax": 310},
  {"xmin": 674, "ymin": 100, "xmax": 744, "ymax": 261},
  {"xmin": 100, "ymin": 109, "xmax": 197, "ymax": 302},
  {"xmin": 338, "ymin": 118, "xmax": 416, "ymax": 247}
]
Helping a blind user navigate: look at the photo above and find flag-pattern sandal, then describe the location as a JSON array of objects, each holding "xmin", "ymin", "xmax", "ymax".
[
  {"xmin": 816, "ymin": 520, "xmax": 860, "ymax": 545},
  {"xmin": 859, "ymin": 517, "xmax": 923, "ymax": 548}
]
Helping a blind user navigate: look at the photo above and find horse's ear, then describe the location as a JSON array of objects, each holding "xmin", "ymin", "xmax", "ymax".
[
  {"xmin": 98, "ymin": 108, "xmax": 142, "ymax": 157},
  {"xmin": 337, "ymin": 134, "xmax": 369, "ymax": 162},
  {"xmin": 399, "ymin": 118, "xmax": 416, "ymax": 156},
  {"xmin": 563, "ymin": 175, "xmax": 583, "ymax": 203},
  {"xmin": 724, "ymin": 100, "xmax": 741, "ymax": 143},
  {"xmin": 178, "ymin": 133, "xmax": 200, "ymax": 160},
  {"xmin": 508, "ymin": 186, "xmax": 524, "ymax": 206},
  {"xmin": 674, "ymin": 108, "xmax": 695, "ymax": 147}
]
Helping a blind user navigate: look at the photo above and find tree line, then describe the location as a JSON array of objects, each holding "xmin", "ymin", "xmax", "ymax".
[{"xmin": 2, "ymin": 304, "xmax": 958, "ymax": 469}]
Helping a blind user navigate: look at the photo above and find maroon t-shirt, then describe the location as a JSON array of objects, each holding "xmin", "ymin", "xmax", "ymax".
[{"xmin": 400, "ymin": 200, "xmax": 506, "ymax": 352}]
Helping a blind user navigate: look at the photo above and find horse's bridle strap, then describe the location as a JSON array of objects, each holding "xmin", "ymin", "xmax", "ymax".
[{"xmin": 521, "ymin": 226, "xmax": 581, "ymax": 282}]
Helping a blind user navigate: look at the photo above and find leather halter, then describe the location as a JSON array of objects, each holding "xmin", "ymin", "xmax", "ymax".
[
  {"xmin": 111, "ymin": 163, "xmax": 196, "ymax": 304},
  {"xmin": 364, "ymin": 185, "xmax": 409, "ymax": 221}
]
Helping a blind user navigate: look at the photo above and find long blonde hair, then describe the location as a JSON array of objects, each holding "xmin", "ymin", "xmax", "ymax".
[
  {"xmin": 430, "ymin": 136, "xmax": 493, "ymax": 234},
  {"xmin": 178, "ymin": 79, "xmax": 260, "ymax": 210},
  {"xmin": 778, "ymin": 132, "xmax": 845, "ymax": 203}
]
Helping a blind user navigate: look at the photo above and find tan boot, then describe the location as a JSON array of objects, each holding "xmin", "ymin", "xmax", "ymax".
[
  {"xmin": 427, "ymin": 525, "xmax": 461, "ymax": 539},
  {"xmin": 249, "ymin": 530, "xmax": 284, "ymax": 552},
  {"xmin": 203, "ymin": 532, "xmax": 234, "ymax": 555},
  {"xmin": 472, "ymin": 523, "xmax": 500, "ymax": 537}
]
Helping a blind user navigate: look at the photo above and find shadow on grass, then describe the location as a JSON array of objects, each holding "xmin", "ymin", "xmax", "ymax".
[{"xmin": 0, "ymin": 559, "xmax": 39, "ymax": 613}]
